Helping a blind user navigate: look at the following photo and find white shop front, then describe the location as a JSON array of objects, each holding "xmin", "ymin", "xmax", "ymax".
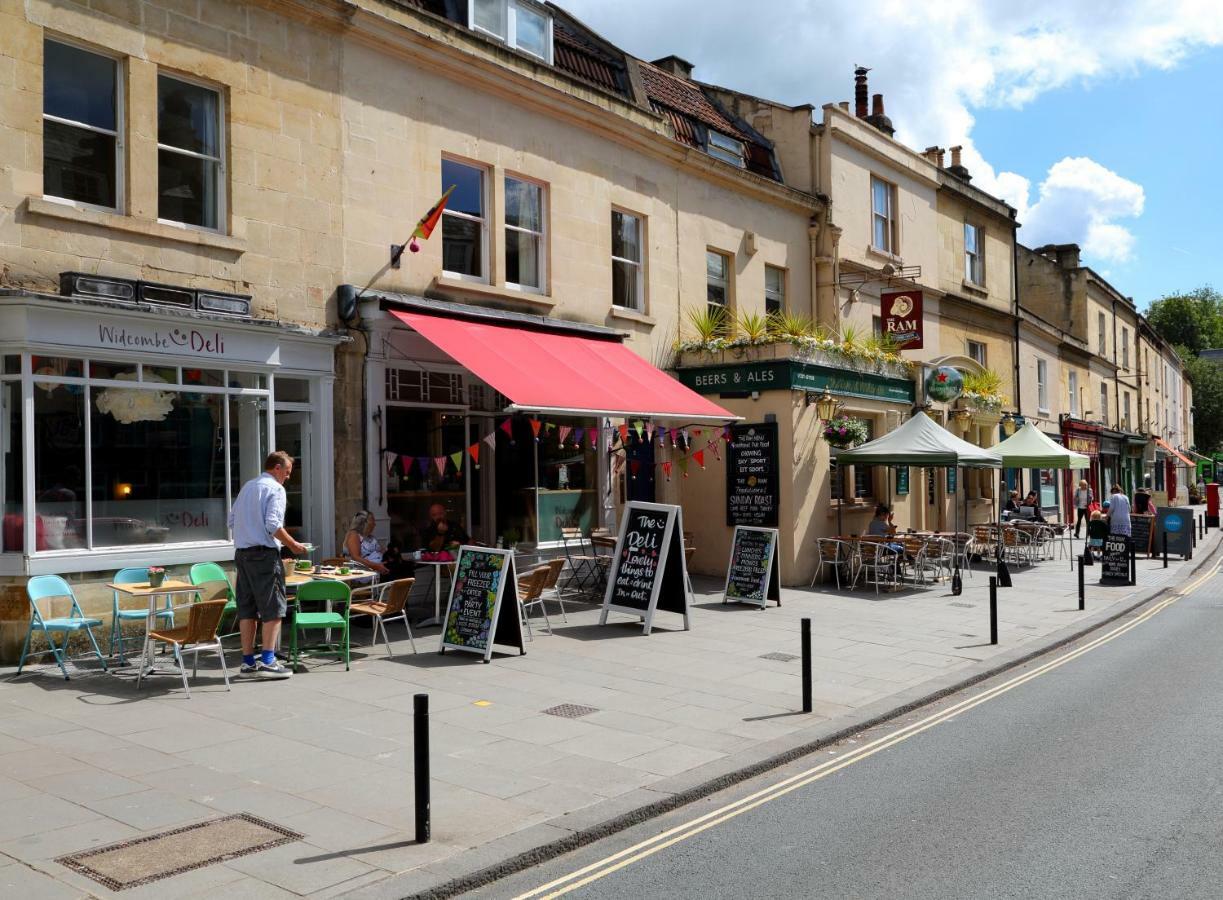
[{"xmin": 0, "ymin": 290, "xmax": 342, "ymax": 576}]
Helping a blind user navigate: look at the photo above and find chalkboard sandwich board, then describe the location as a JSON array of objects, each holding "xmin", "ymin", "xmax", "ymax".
[
  {"xmin": 439, "ymin": 546, "xmax": 524, "ymax": 662},
  {"xmin": 1130, "ymin": 514, "xmax": 1154, "ymax": 557},
  {"xmin": 1099, "ymin": 534, "xmax": 1132, "ymax": 586},
  {"xmin": 726, "ymin": 423, "xmax": 779, "ymax": 527},
  {"xmin": 1156, "ymin": 507, "xmax": 1194, "ymax": 560},
  {"xmin": 723, "ymin": 526, "xmax": 781, "ymax": 609},
  {"xmin": 599, "ymin": 501, "xmax": 692, "ymax": 635}
]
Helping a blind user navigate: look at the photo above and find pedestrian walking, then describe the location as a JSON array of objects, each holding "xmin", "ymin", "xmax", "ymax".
[
  {"xmin": 229, "ymin": 451, "xmax": 307, "ymax": 679},
  {"xmin": 1073, "ymin": 479, "xmax": 1093, "ymax": 538},
  {"xmin": 1107, "ymin": 483, "xmax": 1132, "ymax": 537}
]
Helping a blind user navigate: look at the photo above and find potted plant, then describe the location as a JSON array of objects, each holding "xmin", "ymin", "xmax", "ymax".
[
  {"xmin": 821, "ymin": 416, "xmax": 869, "ymax": 449},
  {"xmin": 147, "ymin": 566, "xmax": 166, "ymax": 588}
]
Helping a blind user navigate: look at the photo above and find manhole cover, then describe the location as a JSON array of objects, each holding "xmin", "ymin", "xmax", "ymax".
[
  {"xmin": 543, "ymin": 703, "xmax": 598, "ymax": 718},
  {"xmin": 759, "ymin": 652, "xmax": 800, "ymax": 662},
  {"xmin": 58, "ymin": 814, "xmax": 301, "ymax": 891}
]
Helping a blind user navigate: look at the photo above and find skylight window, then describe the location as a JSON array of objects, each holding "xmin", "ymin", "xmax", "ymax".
[
  {"xmin": 468, "ymin": 0, "xmax": 553, "ymax": 64},
  {"xmin": 706, "ymin": 130, "xmax": 746, "ymax": 168}
]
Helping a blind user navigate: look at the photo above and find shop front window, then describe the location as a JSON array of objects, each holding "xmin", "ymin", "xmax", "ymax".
[
  {"xmin": 537, "ymin": 419, "xmax": 596, "ymax": 543},
  {"xmin": 33, "ymin": 384, "xmax": 87, "ymax": 550},
  {"xmin": 1, "ymin": 375, "xmax": 22, "ymax": 552},
  {"xmin": 385, "ymin": 408, "xmax": 468, "ymax": 552}
]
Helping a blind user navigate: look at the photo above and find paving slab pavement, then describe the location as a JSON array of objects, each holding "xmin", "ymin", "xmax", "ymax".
[{"xmin": 0, "ymin": 517, "xmax": 1217, "ymax": 899}]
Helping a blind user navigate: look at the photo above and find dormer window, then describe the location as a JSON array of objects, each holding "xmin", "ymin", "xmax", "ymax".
[
  {"xmin": 706, "ymin": 131, "xmax": 746, "ymax": 168},
  {"xmin": 469, "ymin": 0, "xmax": 553, "ymax": 64}
]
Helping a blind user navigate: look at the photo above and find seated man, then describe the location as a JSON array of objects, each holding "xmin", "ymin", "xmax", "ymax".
[{"xmin": 420, "ymin": 503, "xmax": 468, "ymax": 554}]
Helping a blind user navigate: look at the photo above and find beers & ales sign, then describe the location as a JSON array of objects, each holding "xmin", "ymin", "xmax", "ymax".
[{"xmin": 881, "ymin": 290, "xmax": 923, "ymax": 349}]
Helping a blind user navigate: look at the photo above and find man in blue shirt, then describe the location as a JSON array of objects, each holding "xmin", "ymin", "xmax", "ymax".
[{"xmin": 229, "ymin": 451, "xmax": 307, "ymax": 678}]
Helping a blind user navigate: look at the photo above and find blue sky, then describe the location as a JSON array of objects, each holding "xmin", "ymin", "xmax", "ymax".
[{"xmin": 562, "ymin": 1, "xmax": 1223, "ymax": 312}]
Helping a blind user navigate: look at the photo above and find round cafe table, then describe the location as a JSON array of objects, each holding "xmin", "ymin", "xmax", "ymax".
[{"xmin": 414, "ymin": 559, "xmax": 453, "ymax": 628}]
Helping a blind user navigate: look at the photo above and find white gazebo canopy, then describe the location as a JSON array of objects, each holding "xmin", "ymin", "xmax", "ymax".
[
  {"xmin": 833, "ymin": 411, "xmax": 1002, "ymax": 468},
  {"xmin": 992, "ymin": 421, "xmax": 1091, "ymax": 469}
]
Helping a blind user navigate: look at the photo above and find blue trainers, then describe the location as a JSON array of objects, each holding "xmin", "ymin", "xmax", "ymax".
[{"xmin": 256, "ymin": 659, "xmax": 292, "ymax": 680}]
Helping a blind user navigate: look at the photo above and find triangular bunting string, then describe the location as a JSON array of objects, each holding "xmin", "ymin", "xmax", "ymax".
[
  {"xmin": 633, "ymin": 420, "xmax": 644, "ymax": 440},
  {"xmin": 483, "ymin": 432, "xmax": 497, "ymax": 450},
  {"xmin": 618, "ymin": 424, "xmax": 629, "ymax": 445},
  {"xmin": 558, "ymin": 425, "xmax": 572, "ymax": 447},
  {"xmin": 678, "ymin": 457, "xmax": 689, "ymax": 478},
  {"xmin": 662, "ymin": 461, "xmax": 673, "ymax": 481},
  {"xmin": 450, "ymin": 450, "xmax": 464, "ymax": 472},
  {"xmin": 694, "ymin": 449, "xmax": 706, "ymax": 469},
  {"xmin": 468, "ymin": 443, "xmax": 480, "ymax": 469},
  {"xmin": 417, "ymin": 457, "xmax": 431, "ymax": 476},
  {"xmin": 434, "ymin": 456, "xmax": 447, "ymax": 477},
  {"xmin": 529, "ymin": 418, "xmax": 542, "ymax": 441},
  {"xmin": 629, "ymin": 460, "xmax": 641, "ymax": 478},
  {"xmin": 400, "ymin": 454, "xmax": 414, "ymax": 474}
]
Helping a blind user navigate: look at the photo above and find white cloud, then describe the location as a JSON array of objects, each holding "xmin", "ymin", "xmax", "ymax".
[{"xmin": 559, "ymin": 0, "xmax": 1223, "ymax": 263}]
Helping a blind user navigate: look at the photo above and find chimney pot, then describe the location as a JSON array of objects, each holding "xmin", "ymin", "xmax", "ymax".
[
  {"xmin": 838, "ymin": 101, "xmax": 850, "ymax": 111},
  {"xmin": 871, "ymin": 94, "xmax": 885, "ymax": 117},
  {"xmin": 854, "ymin": 66, "xmax": 869, "ymax": 118},
  {"xmin": 950, "ymin": 145, "xmax": 963, "ymax": 168},
  {"xmin": 937, "ymin": 148, "xmax": 945, "ymax": 168}
]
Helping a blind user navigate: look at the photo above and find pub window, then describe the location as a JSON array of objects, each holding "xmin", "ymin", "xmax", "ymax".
[
  {"xmin": 158, "ymin": 73, "xmax": 225, "ymax": 230},
  {"xmin": 1100, "ymin": 383, "xmax": 1108, "ymax": 426},
  {"xmin": 765, "ymin": 265, "xmax": 786, "ymax": 315},
  {"xmin": 1098, "ymin": 311, "xmax": 1107, "ymax": 356},
  {"xmin": 1069, "ymin": 370, "xmax": 1079, "ymax": 417},
  {"xmin": 1121, "ymin": 327, "xmax": 1130, "ymax": 370},
  {"xmin": 611, "ymin": 209, "xmax": 645, "ymax": 312},
  {"xmin": 1123, "ymin": 391, "xmax": 1131, "ymax": 429},
  {"xmin": 706, "ymin": 249, "xmax": 731, "ymax": 316},
  {"xmin": 852, "ymin": 419, "xmax": 877, "ymax": 500},
  {"xmin": 505, "ymin": 175, "xmax": 546, "ymax": 292},
  {"xmin": 706, "ymin": 131, "xmax": 746, "ymax": 168},
  {"xmin": 870, "ymin": 175, "xmax": 898, "ymax": 254},
  {"xmin": 441, "ymin": 157, "xmax": 488, "ymax": 282},
  {"xmin": 43, "ymin": 39, "xmax": 122, "ymax": 211},
  {"xmin": 967, "ymin": 340, "xmax": 986, "ymax": 366}
]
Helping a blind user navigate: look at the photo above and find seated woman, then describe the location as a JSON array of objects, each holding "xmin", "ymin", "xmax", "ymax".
[
  {"xmin": 343, "ymin": 510, "xmax": 414, "ymax": 580},
  {"xmin": 1003, "ymin": 491, "xmax": 1020, "ymax": 516}
]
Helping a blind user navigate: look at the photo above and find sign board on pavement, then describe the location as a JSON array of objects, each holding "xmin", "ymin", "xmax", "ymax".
[
  {"xmin": 1100, "ymin": 534, "xmax": 1132, "ymax": 586},
  {"xmin": 439, "ymin": 547, "xmax": 524, "ymax": 662},
  {"xmin": 600, "ymin": 502, "xmax": 691, "ymax": 635},
  {"xmin": 1156, "ymin": 507, "xmax": 1194, "ymax": 559},
  {"xmin": 722, "ymin": 526, "xmax": 780, "ymax": 609}
]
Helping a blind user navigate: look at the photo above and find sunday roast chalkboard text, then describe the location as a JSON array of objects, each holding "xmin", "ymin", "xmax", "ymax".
[
  {"xmin": 726, "ymin": 423, "xmax": 779, "ymax": 527},
  {"xmin": 600, "ymin": 502, "xmax": 692, "ymax": 634},
  {"xmin": 723, "ymin": 526, "xmax": 780, "ymax": 608},
  {"xmin": 439, "ymin": 547, "xmax": 524, "ymax": 662}
]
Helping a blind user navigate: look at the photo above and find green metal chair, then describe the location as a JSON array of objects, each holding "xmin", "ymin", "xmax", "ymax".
[
  {"xmin": 290, "ymin": 580, "xmax": 351, "ymax": 671},
  {"xmin": 18, "ymin": 576, "xmax": 108, "ymax": 680},
  {"xmin": 188, "ymin": 562, "xmax": 237, "ymax": 640},
  {"xmin": 110, "ymin": 566, "xmax": 175, "ymax": 660}
]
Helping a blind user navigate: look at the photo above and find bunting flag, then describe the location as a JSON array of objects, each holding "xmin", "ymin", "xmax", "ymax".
[
  {"xmin": 573, "ymin": 426, "xmax": 584, "ymax": 447},
  {"xmin": 678, "ymin": 457, "xmax": 689, "ymax": 477},
  {"xmin": 406, "ymin": 184, "xmax": 456, "ymax": 253},
  {"xmin": 662, "ymin": 461, "xmax": 673, "ymax": 481},
  {"xmin": 692, "ymin": 428, "xmax": 703, "ymax": 439},
  {"xmin": 500, "ymin": 418, "xmax": 515, "ymax": 442},
  {"xmin": 434, "ymin": 456, "xmax": 447, "ymax": 477},
  {"xmin": 669, "ymin": 427, "xmax": 678, "ymax": 448},
  {"xmin": 558, "ymin": 425, "xmax": 572, "ymax": 447},
  {"xmin": 545, "ymin": 422, "xmax": 557, "ymax": 433},
  {"xmin": 529, "ymin": 418, "xmax": 542, "ymax": 441},
  {"xmin": 417, "ymin": 457, "xmax": 431, "ymax": 477},
  {"xmin": 708, "ymin": 440, "xmax": 721, "ymax": 461},
  {"xmin": 722, "ymin": 425, "xmax": 733, "ymax": 442},
  {"xmin": 645, "ymin": 422, "xmax": 655, "ymax": 443},
  {"xmin": 450, "ymin": 450, "xmax": 464, "ymax": 472},
  {"xmin": 630, "ymin": 460, "xmax": 641, "ymax": 478},
  {"xmin": 694, "ymin": 449, "xmax": 706, "ymax": 469},
  {"xmin": 633, "ymin": 420, "xmax": 644, "ymax": 441},
  {"xmin": 384, "ymin": 452, "xmax": 397, "ymax": 475},
  {"xmin": 658, "ymin": 427, "xmax": 667, "ymax": 447},
  {"xmin": 468, "ymin": 443, "xmax": 480, "ymax": 468},
  {"xmin": 400, "ymin": 454, "xmax": 415, "ymax": 474},
  {"xmin": 618, "ymin": 423, "xmax": 630, "ymax": 445}
]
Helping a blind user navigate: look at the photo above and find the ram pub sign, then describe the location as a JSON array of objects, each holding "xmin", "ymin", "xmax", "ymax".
[{"xmin": 881, "ymin": 290, "xmax": 923, "ymax": 349}]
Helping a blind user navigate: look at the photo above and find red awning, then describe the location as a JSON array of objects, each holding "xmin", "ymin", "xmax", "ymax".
[
  {"xmin": 390, "ymin": 310, "xmax": 736, "ymax": 423},
  {"xmin": 1155, "ymin": 437, "xmax": 1194, "ymax": 468}
]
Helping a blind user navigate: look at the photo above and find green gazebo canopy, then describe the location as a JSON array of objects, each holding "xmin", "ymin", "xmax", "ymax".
[
  {"xmin": 992, "ymin": 421, "xmax": 1091, "ymax": 469},
  {"xmin": 833, "ymin": 411, "xmax": 1002, "ymax": 468}
]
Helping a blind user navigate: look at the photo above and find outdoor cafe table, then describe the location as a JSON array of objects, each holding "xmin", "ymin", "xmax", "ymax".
[
  {"xmin": 412, "ymin": 558, "xmax": 453, "ymax": 628},
  {"xmin": 106, "ymin": 579, "xmax": 202, "ymax": 678}
]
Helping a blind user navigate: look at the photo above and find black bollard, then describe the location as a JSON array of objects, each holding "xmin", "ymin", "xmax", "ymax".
[
  {"xmin": 1193, "ymin": 522, "xmax": 1198, "ymax": 548},
  {"xmin": 1163, "ymin": 531, "xmax": 1169, "ymax": 569},
  {"xmin": 801, "ymin": 618, "xmax": 812, "ymax": 714},
  {"xmin": 1129, "ymin": 541, "xmax": 1137, "ymax": 587},
  {"xmin": 414, "ymin": 693, "xmax": 431, "ymax": 844},
  {"xmin": 989, "ymin": 576, "xmax": 998, "ymax": 645},
  {"xmin": 1078, "ymin": 555, "xmax": 1086, "ymax": 610}
]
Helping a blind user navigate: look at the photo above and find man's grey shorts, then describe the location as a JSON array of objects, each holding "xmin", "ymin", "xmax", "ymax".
[{"xmin": 234, "ymin": 547, "xmax": 287, "ymax": 621}]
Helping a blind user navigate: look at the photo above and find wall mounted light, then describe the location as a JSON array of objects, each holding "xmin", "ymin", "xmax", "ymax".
[{"xmin": 113, "ymin": 482, "xmax": 133, "ymax": 500}]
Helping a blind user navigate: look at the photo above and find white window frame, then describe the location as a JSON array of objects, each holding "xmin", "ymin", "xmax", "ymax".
[
  {"xmin": 1100, "ymin": 382, "xmax": 1108, "ymax": 425},
  {"xmin": 967, "ymin": 340, "xmax": 986, "ymax": 366},
  {"xmin": 706, "ymin": 131, "xmax": 746, "ymax": 168},
  {"xmin": 156, "ymin": 70, "xmax": 227, "ymax": 234},
  {"xmin": 468, "ymin": 0, "xmax": 554, "ymax": 64},
  {"xmin": 1123, "ymin": 391, "xmax": 1131, "ymax": 429},
  {"xmin": 441, "ymin": 155, "xmax": 490, "ymax": 284},
  {"xmin": 42, "ymin": 37, "xmax": 125, "ymax": 215},
  {"xmin": 1098, "ymin": 311, "xmax": 1107, "ymax": 356},
  {"xmin": 610, "ymin": 208, "xmax": 645, "ymax": 312},
  {"xmin": 870, "ymin": 175, "xmax": 898, "ymax": 255},
  {"xmin": 1036, "ymin": 358, "xmax": 1048, "ymax": 413},
  {"xmin": 764, "ymin": 265, "xmax": 786, "ymax": 315},
  {"xmin": 964, "ymin": 222, "xmax": 984, "ymax": 285},
  {"xmin": 1121, "ymin": 327, "xmax": 1129, "ymax": 370},
  {"xmin": 706, "ymin": 249, "xmax": 731, "ymax": 314},
  {"xmin": 1069, "ymin": 370, "xmax": 1079, "ymax": 417},
  {"xmin": 503, "ymin": 172, "xmax": 547, "ymax": 294}
]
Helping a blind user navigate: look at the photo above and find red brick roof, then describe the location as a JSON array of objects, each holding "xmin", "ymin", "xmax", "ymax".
[{"xmin": 638, "ymin": 63, "xmax": 753, "ymax": 142}]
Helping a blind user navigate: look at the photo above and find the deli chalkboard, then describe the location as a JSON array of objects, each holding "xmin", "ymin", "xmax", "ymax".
[
  {"xmin": 1130, "ymin": 515, "xmax": 1154, "ymax": 556},
  {"xmin": 600, "ymin": 502, "xmax": 691, "ymax": 634},
  {"xmin": 439, "ymin": 547, "xmax": 523, "ymax": 662},
  {"xmin": 723, "ymin": 526, "xmax": 780, "ymax": 608},
  {"xmin": 1157, "ymin": 507, "xmax": 1194, "ymax": 559},
  {"xmin": 1100, "ymin": 535, "xmax": 1132, "ymax": 586},
  {"xmin": 726, "ymin": 423, "xmax": 779, "ymax": 527}
]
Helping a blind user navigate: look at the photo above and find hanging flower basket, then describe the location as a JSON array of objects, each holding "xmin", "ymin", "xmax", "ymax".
[{"xmin": 822, "ymin": 416, "xmax": 869, "ymax": 449}]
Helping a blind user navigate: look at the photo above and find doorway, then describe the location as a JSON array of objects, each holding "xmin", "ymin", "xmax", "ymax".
[{"xmin": 274, "ymin": 411, "xmax": 310, "ymax": 543}]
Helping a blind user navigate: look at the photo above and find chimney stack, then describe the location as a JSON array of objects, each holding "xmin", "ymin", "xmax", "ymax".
[
  {"xmin": 652, "ymin": 55, "xmax": 694, "ymax": 80},
  {"xmin": 838, "ymin": 101, "xmax": 850, "ymax": 111},
  {"xmin": 946, "ymin": 144, "xmax": 972, "ymax": 182},
  {"xmin": 866, "ymin": 92, "xmax": 895, "ymax": 137},
  {"xmin": 854, "ymin": 66, "xmax": 869, "ymax": 118}
]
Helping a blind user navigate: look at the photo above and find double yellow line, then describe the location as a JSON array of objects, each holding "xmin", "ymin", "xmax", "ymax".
[{"xmin": 516, "ymin": 559, "xmax": 1222, "ymax": 900}]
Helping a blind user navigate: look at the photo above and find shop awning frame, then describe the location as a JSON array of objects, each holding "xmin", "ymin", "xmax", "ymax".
[{"xmin": 1155, "ymin": 437, "xmax": 1195, "ymax": 467}]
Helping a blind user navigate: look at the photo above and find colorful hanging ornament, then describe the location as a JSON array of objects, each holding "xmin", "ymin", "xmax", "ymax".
[
  {"xmin": 633, "ymin": 420, "xmax": 644, "ymax": 441},
  {"xmin": 678, "ymin": 457, "xmax": 689, "ymax": 478},
  {"xmin": 630, "ymin": 460, "xmax": 641, "ymax": 479},
  {"xmin": 694, "ymin": 449, "xmax": 706, "ymax": 469},
  {"xmin": 662, "ymin": 461, "xmax": 674, "ymax": 481},
  {"xmin": 417, "ymin": 457, "xmax": 431, "ymax": 477},
  {"xmin": 618, "ymin": 423, "xmax": 630, "ymax": 445},
  {"xmin": 433, "ymin": 456, "xmax": 447, "ymax": 477},
  {"xmin": 645, "ymin": 422, "xmax": 655, "ymax": 444},
  {"xmin": 558, "ymin": 425, "xmax": 572, "ymax": 447},
  {"xmin": 400, "ymin": 454, "xmax": 415, "ymax": 474},
  {"xmin": 450, "ymin": 450, "xmax": 464, "ymax": 472},
  {"xmin": 529, "ymin": 418, "xmax": 542, "ymax": 442},
  {"xmin": 573, "ymin": 426, "xmax": 584, "ymax": 447},
  {"xmin": 500, "ymin": 418, "xmax": 515, "ymax": 444},
  {"xmin": 468, "ymin": 443, "xmax": 480, "ymax": 469},
  {"xmin": 384, "ymin": 452, "xmax": 397, "ymax": 476},
  {"xmin": 669, "ymin": 427, "xmax": 678, "ymax": 448}
]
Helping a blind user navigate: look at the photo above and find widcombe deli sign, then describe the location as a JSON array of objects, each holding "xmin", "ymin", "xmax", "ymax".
[
  {"xmin": 98, "ymin": 324, "xmax": 227, "ymax": 355},
  {"xmin": 678, "ymin": 360, "xmax": 915, "ymax": 404}
]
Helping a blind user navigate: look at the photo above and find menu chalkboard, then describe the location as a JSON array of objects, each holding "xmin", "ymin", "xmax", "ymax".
[
  {"xmin": 723, "ymin": 526, "xmax": 780, "ymax": 608},
  {"xmin": 1131, "ymin": 514, "xmax": 1154, "ymax": 556},
  {"xmin": 1157, "ymin": 507, "xmax": 1194, "ymax": 559},
  {"xmin": 600, "ymin": 502, "xmax": 691, "ymax": 634},
  {"xmin": 1100, "ymin": 535, "xmax": 1132, "ymax": 586},
  {"xmin": 726, "ymin": 423, "xmax": 779, "ymax": 527},
  {"xmin": 439, "ymin": 547, "xmax": 524, "ymax": 662}
]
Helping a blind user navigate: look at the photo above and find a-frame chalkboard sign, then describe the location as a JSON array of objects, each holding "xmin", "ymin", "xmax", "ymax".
[
  {"xmin": 439, "ymin": 546, "xmax": 524, "ymax": 663},
  {"xmin": 722, "ymin": 526, "xmax": 781, "ymax": 609},
  {"xmin": 599, "ymin": 501, "xmax": 692, "ymax": 635}
]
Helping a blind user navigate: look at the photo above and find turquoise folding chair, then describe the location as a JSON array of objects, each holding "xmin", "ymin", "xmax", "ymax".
[
  {"xmin": 18, "ymin": 576, "xmax": 108, "ymax": 680},
  {"xmin": 189, "ymin": 562, "xmax": 237, "ymax": 640},
  {"xmin": 110, "ymin": 566, "xmax": 174, "ymax": 660}
]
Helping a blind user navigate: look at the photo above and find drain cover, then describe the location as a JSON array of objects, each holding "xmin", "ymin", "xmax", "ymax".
[
  {"xmin": 543, "ymin": 703, "xmax": 598, "ymax": 718},
  {"xmin": 949, "ymin": 602, "xmax": 974, "ymax": 608},
  {"xmin": 759, "ymin": 652, "xmax": 800, "ymax": 662}
]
